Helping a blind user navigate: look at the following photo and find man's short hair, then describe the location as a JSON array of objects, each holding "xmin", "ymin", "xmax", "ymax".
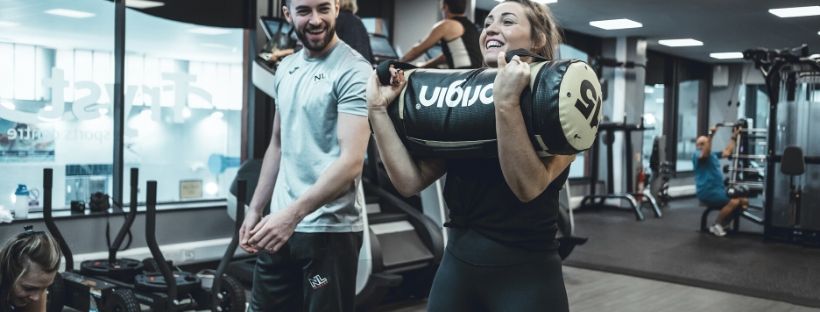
[{"xmin": 443, "ymin": 0, "xmax": 467, "ymax": 14}]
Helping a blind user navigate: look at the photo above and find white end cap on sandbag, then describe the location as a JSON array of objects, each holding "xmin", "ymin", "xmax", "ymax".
[{"xmin": 558, "ymin": 62, "xmax": 603, "ymax": 151}]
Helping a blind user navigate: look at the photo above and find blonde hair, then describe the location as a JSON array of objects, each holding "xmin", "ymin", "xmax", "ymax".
[
  {"xmin": 0, "ymin": 229, "xmax": 62, "ymax": 307},
  {"xmin": 502, "ymin": 0, "xmax": 562, "ymax": 60},
  {"xmin": 339, "ymin": 0, "xmax": 358, "ymax": 13}
]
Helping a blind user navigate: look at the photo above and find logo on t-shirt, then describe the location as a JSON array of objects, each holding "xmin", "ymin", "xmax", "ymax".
[
  {"xmin": 288, "ymin": 66, "xmax": 300, "ymax": 75},
  {"xmin": 313, "ymin": 73, "xmax": 327, "ymax": 81},
  {"xmin": 308, "ymin": 274, "xmax": 329, "ymax": 289}
]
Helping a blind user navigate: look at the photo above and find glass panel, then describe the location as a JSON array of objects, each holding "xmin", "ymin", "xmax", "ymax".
[
  {"xmin": 123, "ymin": 9, "xmax": 243, "ymax": 203},
  {"xmin": 0, "ymin": 0, "xmax": 114, "ymax": 214},
  {"xmin": 642, "ymin": 84, "xmax": 664, "ymax": 169},
  {"xmin": 676, "ymin": 80, "xmax": 699, "ymax": 172}
]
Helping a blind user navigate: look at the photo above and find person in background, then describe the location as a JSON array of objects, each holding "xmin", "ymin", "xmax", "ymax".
[
  {"xmin": 336, "ymin": 0, "xmax": 374, "ymax": 63},
  {"xmin": 399, "ymin": 0, "xmax": 482, "ymax": 69},
  {"xmin": 694, "ymin": 125, "xmax": 749, "ymax": 237},
  {"xmin": 0, "ymin": 226, "xmax": 62, "ymax": 312}
]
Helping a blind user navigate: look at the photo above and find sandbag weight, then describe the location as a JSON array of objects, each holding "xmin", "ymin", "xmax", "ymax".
[{"xmin": 379, "ymin": 57, "xmax": 603, "ymax": 158}]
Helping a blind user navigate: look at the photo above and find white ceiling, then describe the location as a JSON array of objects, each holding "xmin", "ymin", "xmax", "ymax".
[
  {"xmin": 475, "ymin": 0, "xmax": 820, "ymax": 63},
  {"xmin": 0, "ymin": 0, "xmax": 242, "ymax": 63}
]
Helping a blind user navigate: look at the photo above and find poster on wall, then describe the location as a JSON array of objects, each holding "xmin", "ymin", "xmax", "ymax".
[{"xmin": 0, "ymin": 119, "xmax": 55, "ymax": 162}]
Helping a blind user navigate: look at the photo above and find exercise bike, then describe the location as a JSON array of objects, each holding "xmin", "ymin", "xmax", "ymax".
[{"xmin": 43, "ymin": 168, "xmax": 141, "ymax": 312}]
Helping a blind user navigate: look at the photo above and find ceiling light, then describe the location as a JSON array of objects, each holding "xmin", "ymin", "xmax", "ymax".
[
  {"xmin": 182, "ymin": 107, "xmax": 192, "ymax": 118},
  {"xmin": 188, "ymin": 27, "xmax": 231, "ymax": 35},
  {"xmin": 496, "ymin": 0, "xmax": 556, "ymax": 3},
  {"xmin": 589, "ymin": 19, "xmax": 642, "ymax": 30},
  {"xmin": 210, "ymin": 111, "xmax": 224, "ymax": 119},
  {"xmin": 769, "ymin": 6, "xmax": 820, "ymax": 18},
  {"xmin": 709, "ymin": 52, "xmax": 744, "ymax": 60},
  {"xmin": 45, "ymin": 8, "xmax": 96, "ymax": 19},
  {"xmin": 0, "ymin": 21, "xmax": 19, "ymax": 27},
  {"xmin": 658, "ymin": 38, "xmax": 703, "ymax": 47},
  {"xmin": 125, "ymin": 0, "xmax": 165, "ymax": 9}
]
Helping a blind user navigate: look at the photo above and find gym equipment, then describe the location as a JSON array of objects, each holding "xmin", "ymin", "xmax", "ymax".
[
  {"xmin": 131, "ymin": 180, "xmax": 246, "ymax": 311},
  {"xmin": 42, "ymin": 168, "xmax": 141, "ymax": 312},
  {"xmin": 370, "ymin": 33, "xmax": 400, "ymax": 64},
  {"xmin": 745, "ymin": 44, "xmax": 820, "ymax": 246},
  {"xmin": 375, "ymin": 49, "xmax": 603, "ymax": 157},
  {"xmin": 716, "ymin": 120, "xmax": 767, "ymax": 197},
  {"xmin": 648, "ymin": 135, "xmax": 672, "ymax": 207},
  {"xmin": 79, "ymin": 168, "xmax": 144, "ymax": 283},
  {"xmin": 208, "ymin": 154, "xmax": 241, "ymax": 175},
  {"xmin": 252, "ymin": 16, "xmax": 299, "ymax": 99},
  {"xmin": 577, "ymin": 120, "xmax": 662, "ymax": 221},
  {"xmin": 781, "ymin": 146, "xmax": 805, "ymax": 227},
  {"xmin": 556, "ymin": 181, "xmax": 587, "ymax": 260}
]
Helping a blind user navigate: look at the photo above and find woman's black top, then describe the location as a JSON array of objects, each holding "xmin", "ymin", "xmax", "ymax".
[{"xmin": 443, "ymin": 157, "xmax": 569, "ymax": 265}]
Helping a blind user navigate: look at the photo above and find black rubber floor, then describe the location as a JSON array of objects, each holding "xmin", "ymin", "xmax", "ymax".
[{"xmin": 565, "ymin": 197, "xmax": 820, "ymax": 308}]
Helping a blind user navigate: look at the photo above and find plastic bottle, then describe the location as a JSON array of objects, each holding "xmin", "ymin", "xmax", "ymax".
[{"xmin": 14, "ymin": 184, "xmax": 29, "ymax": 220}]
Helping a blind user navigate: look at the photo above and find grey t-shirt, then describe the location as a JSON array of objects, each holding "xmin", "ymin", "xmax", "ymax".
[{"xmin": 270, "ymin": 41, "xmax": 371, "ymax": 233}]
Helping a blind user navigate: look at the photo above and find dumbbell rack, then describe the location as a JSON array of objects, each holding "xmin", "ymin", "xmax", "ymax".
[{"xmin": 725, "ymin": 125, "xmax": 767, "ymax": 224}]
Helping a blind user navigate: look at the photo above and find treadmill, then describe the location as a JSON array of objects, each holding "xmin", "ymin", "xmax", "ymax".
[{"xmin": 252, "ymin": 16, "xmax": 296, "ymax": 99}]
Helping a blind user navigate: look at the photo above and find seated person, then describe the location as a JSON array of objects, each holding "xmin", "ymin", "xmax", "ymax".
[
  {"xmin": 399, "ymin": 0, "xmax": 482, "ymax": 69},
  {"xmin": 0, "ymin": 226, "xmax": 62, "ymax": 312},
  {"xmin": 693, "ymin": 125, "xmax": 748, "ymax": 237}
]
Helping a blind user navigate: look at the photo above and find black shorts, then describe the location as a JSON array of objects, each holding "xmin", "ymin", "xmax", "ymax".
[{"xmin": 249, "ymin": 231, "xmax": 363, "ymax": 312}]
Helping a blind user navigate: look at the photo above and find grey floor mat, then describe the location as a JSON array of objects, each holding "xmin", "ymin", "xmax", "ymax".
[{"xmin": 565, "ymin": 198, "xmax": 820, "ymax": 308}]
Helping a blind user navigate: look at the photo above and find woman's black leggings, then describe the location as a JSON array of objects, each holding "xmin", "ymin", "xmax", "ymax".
[{"xmin": 427, "ymin": 249, "xmax": 569, "ymax": 312}]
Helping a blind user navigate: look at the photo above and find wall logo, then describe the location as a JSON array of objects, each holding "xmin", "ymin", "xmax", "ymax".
[
  {"xmin": 417, "ymin": 79, "xmax": 494, "ymax": 108},
  {"xmin": 0, "ymin": 68, "xmax": 214, "ymax": 128}
]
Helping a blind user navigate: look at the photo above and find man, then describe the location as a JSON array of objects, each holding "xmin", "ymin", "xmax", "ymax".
[
  {"xmin": 238, "ymin": 0, "xmax": 371, "ymax": 310},
  {"xmin": 399, "ymin": 0, "xmax": 482, "ymax": 69},
  {"xmin": 694, "ymin": 125, "xmax": 748, "ymax": 237}
]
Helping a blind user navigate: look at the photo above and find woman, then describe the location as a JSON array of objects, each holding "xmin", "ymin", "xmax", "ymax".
[
  {"xmin": 367, "ymin": 0, "xmax": 572, "ymax": 310},
  {"xmin": 1, "ymin": 227, "xmax": 62, "ymax": 312}
]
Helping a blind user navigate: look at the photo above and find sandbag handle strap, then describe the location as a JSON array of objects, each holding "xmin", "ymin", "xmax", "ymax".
[
  {"xmin": 376, "ymin": 60, "xmax": 417, "ymax": 86},
  {"xmin": 505, "ymin": 48, "xmax": 548, "ymax": 63}
]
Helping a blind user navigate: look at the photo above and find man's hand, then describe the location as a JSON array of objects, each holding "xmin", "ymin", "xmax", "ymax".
[
  {"xmin": 239, "ymin": 209, "xmax": 262, "ymax": 253},
  {"xmin": 248, "ymin": 208, "xmax": 300, "ymax": 253}
]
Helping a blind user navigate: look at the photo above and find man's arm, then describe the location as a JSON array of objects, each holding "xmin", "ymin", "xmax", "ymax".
[
  {"xmin": 722, "ymin": 127, "xmax": 740, "ymax": 158},
  {"xmin": 699, "ymin": 126, "xmax": 716, "ymax": 160},
  {"xmin": 284, "ymin": 113, "xmax": 370, "ymax": 219},
  {"xmin": 421, "ymin": 54, "xmax": 447, "ymax": 68},
  {"xmin": 248, "ymin": 113, "xmax": 282, "ymax": 215},
  {"xmin": 400, "ymin": 21, "xmax": 448, "ymax": 63},
  {"xmin": 248, "ymin": 113, "xmax": 370, "ymax": 252},
  {"xmin": 239, "ymin": 113, "xmax": 282, "ymax": 253}
]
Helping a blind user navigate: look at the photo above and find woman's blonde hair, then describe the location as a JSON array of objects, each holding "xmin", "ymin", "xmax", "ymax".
[
  {"xmin": 0, "ymin": 229, "xmax": 62, "ymax": 308},
  {"xmin": 339, "ymin": 0, "xmax": 358, "ymax": 14},
  {"xmin": 502, "ymin": 0, "xmax": 563, "ymax": 60}
]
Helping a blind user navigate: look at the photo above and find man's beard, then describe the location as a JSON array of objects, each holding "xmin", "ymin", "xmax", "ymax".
[{"xmin": 295, "ymin": 23, "xmax": 336, "ymax": 52}]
